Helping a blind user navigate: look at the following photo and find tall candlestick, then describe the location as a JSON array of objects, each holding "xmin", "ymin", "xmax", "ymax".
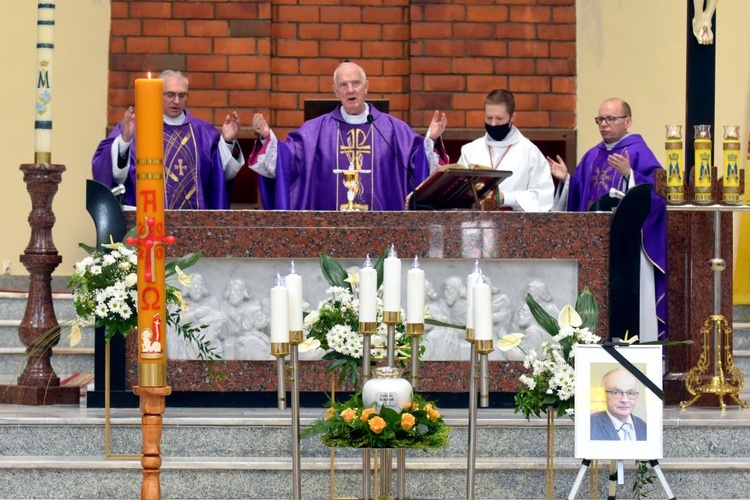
[
  {"xmin": 271, "ymin": 274, "xmax": 290, "ymax": 343},
  {"xmin": 285, "ymin": 262, "xmax": 303, "ymax": 332},
  {"xmin": 465, "ymin": 261, "xmax": 482, "ymax": 331},
  {"xmin": 473, "ymin": 276, "xmax": 493, "ymax": 342},
  {"xmin": 129, "ymin": 74, "xmax": 168, "ymax": 387},
  {"xmin": 406, "ymin": 256, "xmax": 425, "ymax": 324},
  {"xmin": 359, "ymin": 254, "xmax": 377, "ymax": 323},
  {"xmin": 34, "ymin": 1, "xmax": 55, "ymax": 164},
  {"xmin": 383, "ymin": 245, "xmax": 401, "ymax": 313}
]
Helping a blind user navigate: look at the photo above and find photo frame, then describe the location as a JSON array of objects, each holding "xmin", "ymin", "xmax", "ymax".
[{"xmin": 574, "ymin": 344, "xmax": 663, "ymax": 460}]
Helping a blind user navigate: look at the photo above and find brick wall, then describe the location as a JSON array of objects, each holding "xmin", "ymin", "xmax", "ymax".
[
  {"xmin": 107, "ymin": 0, "xmax": 576, "ymax": 203},
  {"xmin": 107, "ymin": 0, "xmax": 575, "ymax": 136}
]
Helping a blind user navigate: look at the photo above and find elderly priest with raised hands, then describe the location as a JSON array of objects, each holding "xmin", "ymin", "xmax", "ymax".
[{"xmin": 248, "ymin": 61, "xmax": 448, "ymax": 211}]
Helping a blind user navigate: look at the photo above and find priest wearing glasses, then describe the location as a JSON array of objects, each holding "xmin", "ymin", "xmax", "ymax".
[
  {"xmin": 92, "ymin": 70, "xmax": 244, "ymax": 209},
  {"xmin": 590, "ymin": 368, "xmax": 647, "ymax": 441},
  {"xmin": 248, "ymin": 61, "xmax": 448, "ymax": 210}
]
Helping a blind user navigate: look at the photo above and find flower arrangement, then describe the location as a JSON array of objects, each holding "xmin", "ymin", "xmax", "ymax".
[
  {"xmin": 303, "ymin": 251, "xmax": 417, "ymax": 388},
  {"xmin": 302, "ymin": 392, "xmax": 450, "ymax": 449},
  {"xmin": 66, "ymin": 237, "xmax": 220, "ymax": 360},
  {"xmin": 514, "ymin": 287, "xmax": 600, "ymax": 419}
]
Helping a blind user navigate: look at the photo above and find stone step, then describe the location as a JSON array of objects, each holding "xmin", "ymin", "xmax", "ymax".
[
  {"xmin": 0, "ymin": 455, "xmax": 742, "ymax": 499},
  {"xmin": 0, "ymin": 408, "xmax": 747, "ymax": 460},
  {"xmin": 733, "ymin": 322, "xmax": 750, "ymax": 349},
  {"xmin": 0, "ymin": 347, "xmax": 94, "ymax": 376},
  {"xmin": 0, "ymin": 320, "xmax": 95, "ymax": 349},
  {"xmin": 0, "ymin": 290, "xmax": 77, "ymax": 321}
]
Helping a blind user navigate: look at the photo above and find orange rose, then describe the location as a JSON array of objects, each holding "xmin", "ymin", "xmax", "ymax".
[
  {"xmin": 368, "ymin": 416, "xmax": 387, "ymax": 434},
  {"xmin": 429, "ymin": 408, "xmax": 441, "ymax": 421},
  {"xmin": 341, "ymin": 408, "xmax": 357, "ymax": 423},
  {"xmin": 408, "ymin": 402, "xmax": 419, "ymax": 411},
  {"xmin": 325, "ymin": 407, "xmax": 336, "ymax": 420},
  {"xmin": 400, "ymin": 413, "xmax": 416, "ymax": 431},
  {"xmin": 361, "ymin": 407, "xmax": 376, "ymax": 422}
]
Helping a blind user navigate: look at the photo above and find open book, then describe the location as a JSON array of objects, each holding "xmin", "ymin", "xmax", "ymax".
[{"xmin": 405, "ymin": 163, "xmax": 512, "ymax": 210}]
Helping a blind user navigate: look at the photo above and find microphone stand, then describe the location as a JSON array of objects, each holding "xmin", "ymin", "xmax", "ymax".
[{"xmin": 366, "ymin": 113, "xmax": 419, "ymax": 210}]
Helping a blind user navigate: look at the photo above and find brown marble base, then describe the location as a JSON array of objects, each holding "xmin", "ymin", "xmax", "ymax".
[{"xmin": 0, "ymin": 384, "xmax": 79, "ymax": 405}]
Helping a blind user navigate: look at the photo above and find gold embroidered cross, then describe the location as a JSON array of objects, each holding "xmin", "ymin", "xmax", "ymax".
[
  {"xmin": 175, "ymin": 159, "xmax": 187, "ymax": 176},
  {"xmin": 339, "ymin": 128, "xmax": 371, "ymax": 171}
]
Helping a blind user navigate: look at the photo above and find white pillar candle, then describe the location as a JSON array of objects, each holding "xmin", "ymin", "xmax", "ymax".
[
  {"xmin": 465, "ymin": 261, "xmax": 481, "ymax": 330},
  {"xmin": 406, "ymin": 256, "xmax": 425, "ymax": 324},
  {"xmin": 270, "ymin": 274, "xmax": 289, "ymax": 343},
  {"xmin": 359, "ymin": 256, "xmax": 377, "ymax": 323},
  {"xmin": 383, "ymin": 245, "xmax": 401, "ymax": 313},
  {"xmin": 285, "ymin": 262, "xmax": 303, "ymax": 332},
  {"xmin": 473, "ymin": 278, "xmax": 493, "ymax": 341},
  {"xmin": 34, "ymin": 1, "xmax": 56, "ymax": 162}
]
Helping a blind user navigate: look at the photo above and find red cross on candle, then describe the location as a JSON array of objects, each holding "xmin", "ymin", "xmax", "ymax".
[{"xmin": 126, "ymin": 216, "xmax": 176, "ymax": 282}]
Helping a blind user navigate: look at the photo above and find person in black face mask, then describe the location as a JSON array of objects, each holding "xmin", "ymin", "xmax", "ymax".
[{"xmin": 457, "ymin": 89, "xmax": 554, "ymax": 212}]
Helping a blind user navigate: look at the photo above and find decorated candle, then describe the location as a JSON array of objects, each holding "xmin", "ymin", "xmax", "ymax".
[
  {"xmin": 359, "ymin": 254, "xmax": 377, "ymax": 323},
  {"xmin": 383, "ymin": 245, "xmax": 401, "ymax": 313},
  {"xmin": 130, "ymin": 73, "xmax": 168, "ymax": 387},
  {"xmin": 406, "ymin": 256, "xmax": 425, "ymax": 324},
  {"xmin": 271, "ymin": 274, "xmax": 289, "ymax": 343},
  {"xmin": 693, "ymin": 124, "xmax": 712, "ymax": 204},
  {"xmin": 285, "ymin": 262, "xmax": 303, "ymax": 332},
  {"xmin": 34, "ymin": 1, "xmax": 56, "ymax": 164},
  {"xmin": 722, "ymin": 125, "xmax": 741, "ymax": 205},
  {"xmin": 473, "ymin": 274, "xmax": 493, "ymax": 341},
  {"xmin": 465, "ymin": 261, "xmax": 482, "ymax": 330}
]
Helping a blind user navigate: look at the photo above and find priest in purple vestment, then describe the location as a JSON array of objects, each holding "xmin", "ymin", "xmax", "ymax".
[
  {"xmin": 549, "ymin": 98, "xmax": 668, "ymax": 340},
  {"xmin": 248, "ymin": 61, "xmax": 448, "ymax": 211},
  {"xmin": 91, "ymin": 70, "xmax": 244, "ymax": 209}
]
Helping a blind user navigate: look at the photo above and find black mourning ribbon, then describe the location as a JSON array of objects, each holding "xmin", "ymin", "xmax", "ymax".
[{"xmin": 601, "ymin": 342, "xmax": 664, "ymax": 402}]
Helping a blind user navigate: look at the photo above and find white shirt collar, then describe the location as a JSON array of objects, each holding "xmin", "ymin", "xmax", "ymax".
[
  {"xmin": 606, "ymin": 410, "xmax": 635, "ymax": 439},
  {"xmin": 340, "ymin": 103, "xmax": 370, "ymax": 124},
  {"xmin": 164, "ymin": 113, "xmax": 186, "ymax": 126},
  {"xmin": 603, "ymin": 132, "xmax": 632, "ymax": 150}
]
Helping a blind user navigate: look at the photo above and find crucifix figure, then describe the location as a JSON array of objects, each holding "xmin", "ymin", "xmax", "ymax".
[{"xmin": 692, "ymin": 0, "xmax": 718, "ymax": 45}]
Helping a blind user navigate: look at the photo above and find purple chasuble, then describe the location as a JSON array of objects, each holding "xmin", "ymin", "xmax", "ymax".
[
  {"xmin": 252, "ymin": 104, "xmax": 443, "ymax": 211},
  {"xmin": 568, "ymin": 134, "xmax": 668, "ymax": 339},
  {"xmin": 91, "ymin": 110, "xmax": 229, "ymax": 209}
]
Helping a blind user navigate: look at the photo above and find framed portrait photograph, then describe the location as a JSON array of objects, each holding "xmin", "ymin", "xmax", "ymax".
[{"xmin": 574, "ymin": 344, "xmax": 663, "ymax": 460}]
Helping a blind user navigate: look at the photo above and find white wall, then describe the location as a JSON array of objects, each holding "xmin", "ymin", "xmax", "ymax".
[{"xmin": 0, "ymin": 1, "xmax": 110, "ymax": 276}]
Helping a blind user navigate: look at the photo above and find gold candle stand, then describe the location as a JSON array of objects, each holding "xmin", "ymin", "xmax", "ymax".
[
  {"xmin": 383, "ymin": 310, "xmax": 402, "ymax": 367},
  {"xmin": 271, "ymin": 342, "xmax": 289, "ymax": 410},
  {"xmin": 679, "ymin": 207, "xmax": 747, "ymax": 410},
  {"xmin": 358, "ymin": 321, "xmax": 376, "ymax": 500},
  {"xmin": 406, "ymin": 322, "xmax": 425, "ymax": 389},
  {"xmin": 289, "ymin": 329, "xmax": 303, "ymax": 500}
]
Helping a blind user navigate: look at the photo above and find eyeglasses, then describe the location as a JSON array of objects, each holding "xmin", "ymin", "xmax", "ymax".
[
  {"xmin": 594, "ymin": 116, "xmax": 628, "ymax": 125},
  {"xmin": 163, "ymin": 92, "xmax": 188, "ymax": 100},
  {"xmin": 605, "ymin": 389, "xmax": 639, "ymax": 399}
]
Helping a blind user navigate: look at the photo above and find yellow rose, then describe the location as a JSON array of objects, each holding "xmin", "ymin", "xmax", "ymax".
[
  {"xmin": 368, "ymin": 416, "xmax": 387, "ymax": 434},
  {"xmin": 361, "ymin": 407, "xmax": 376, "ymax": 422},
  {"xmin": 429, "ymin": 408, "xmax": 441, "ymax": 421},
  {"xmin": 400, "ymin": 413, "xmax": 415, "ymax": 431},
  {"xmin": 325, "ymin": 407, "xmax": 336, "ymax": 420},
  {"xmin": 341, "ymin": 408, "xmax": 357, "ymax": 423}
]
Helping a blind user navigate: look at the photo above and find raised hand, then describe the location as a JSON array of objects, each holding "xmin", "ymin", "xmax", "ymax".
[
  {"xmin": 121, "ymin": 106, "xmax": 135, "ymax": 142},
  {"xmin": 222, "ymin": 111, "xmax": 241, "ymax": 143},
  {"xmin": 428, "ymin": 110, "xmax": 447, "ymax": 141},
  {"xmin": 547, "ymin": 154, "xmax": 568, "ymax": 181},
  {"xmin": 252, "ymin": 113, "xmax": 271, "ymax": 140},
  {"xmin": 607, "ymin": 149, "xmax": 632, "ymax": 177}
]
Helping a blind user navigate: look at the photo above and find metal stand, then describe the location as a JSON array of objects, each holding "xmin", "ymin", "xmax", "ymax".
[
  {"xmin": 567, "ymin": 459, "xmax": 676, "ymax": 500},
  {"xmin": 407, "ymin": 322, "xmax": 425, "ymax": 389},
  {"xmin": 466, "ymin": 331, "xmax": 493, "ymax": 500},
  {"xmin": 678, "ymin": 206, "xmax": 748, "ymax": 409},
  {"xmin": 289, "ymin": 331, "xmax": 303, "ymax": 500}
]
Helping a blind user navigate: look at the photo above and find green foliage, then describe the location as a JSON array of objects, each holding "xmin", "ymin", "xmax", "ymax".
[
  {"xmin": 302, "ymin": 392, "xmax": 450, "ymax": 450},
  {"xmin": 633, "ymin": 460, "xmax": 656, "ymax": 499}
]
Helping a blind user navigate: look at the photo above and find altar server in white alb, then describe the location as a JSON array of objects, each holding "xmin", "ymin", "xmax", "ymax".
[{"xmin": 457, "ymin": 89, "xmax": 554, "ymax": 212}]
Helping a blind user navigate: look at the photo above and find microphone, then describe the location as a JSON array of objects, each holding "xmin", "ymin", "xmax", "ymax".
[{"xmin": 367, "ymin": 113, "xmax": 418, "ymax": 210}]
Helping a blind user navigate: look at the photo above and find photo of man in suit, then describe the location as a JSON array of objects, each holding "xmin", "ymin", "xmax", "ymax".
[{"xmin": 590, "ymin": 368, "xmax": 647, "ymax": 441}]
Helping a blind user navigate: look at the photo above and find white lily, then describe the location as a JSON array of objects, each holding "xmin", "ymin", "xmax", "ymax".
[
  {"xmin": 298, "ymin": 337, "xmax": 321, "ymax": 353},
  {"xmin": 496, "ymin": 333, "xmax": 524, "ymax": 352},
  {"xmin": 68, "ymin": 322, "xmax": 82, "ymax": 347},
  {"xmin": 175, "ymin": 266, "xmax": 194, "ymax": 287},
  {"xmin": 557, "ymin": 304, "xmax": 582, "ymax": 328}
]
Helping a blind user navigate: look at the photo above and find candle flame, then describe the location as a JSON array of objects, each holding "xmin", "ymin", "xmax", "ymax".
[
  {"xmin": 364, "ymin": 253, "xmax": 373, "ymax": 268},
  {"xmin": 388, "ymin": 243, "xmax": 398, "ymax": 258},
  {"xmin": 148, "ymin": 72, "xmax": 152, "ymax": 79},
  {"xmin": 275, "ymin": 272, "xmax": 285, "ymax": 287},
  {"xmin": 412, "ymin": 255, "xmax": 420, "ymax": 269},
  {"xmin": 289, "ymin": 260, "xmax": 297, "ymax": 274}
]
